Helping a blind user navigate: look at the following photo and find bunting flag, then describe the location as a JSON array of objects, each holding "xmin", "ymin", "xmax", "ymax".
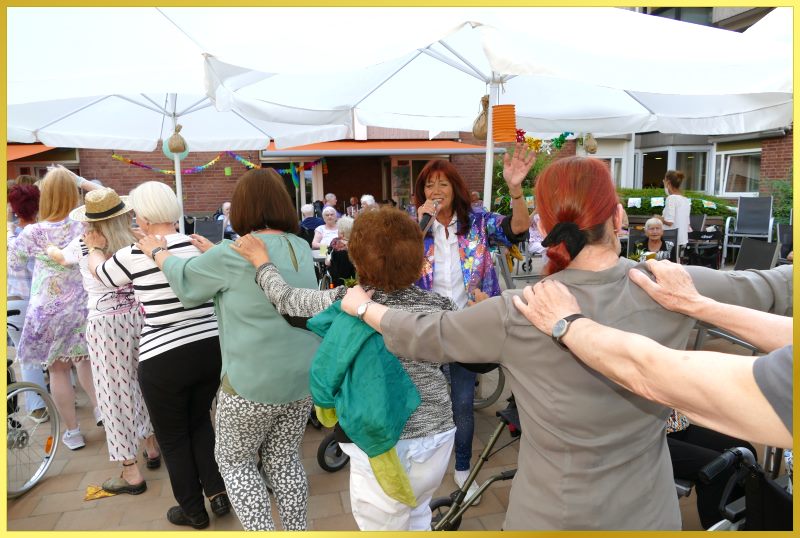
[
  {"xmin": 290, "ymin": 162, "xmax": 300, "ymax": 188},
  {"xmin": 111, "ymin": 153, "xmax": 222, "ymax": 175}
]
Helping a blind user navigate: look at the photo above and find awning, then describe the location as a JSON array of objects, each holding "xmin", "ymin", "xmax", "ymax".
[
  {"xmin": 7, "ymin": 144, "xmax": 54, "ymax": 161},
  {"xmin": 262, "ymin": 140, "xmax": 504, "ymax": 158}
]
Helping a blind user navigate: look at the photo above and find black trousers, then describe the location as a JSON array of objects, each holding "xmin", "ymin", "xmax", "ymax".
[
  {"xmin": 668, "ymin": 425, "xmax": 756, "ymax": 529},
  {"xmin": 139, "ymin": 337, "xmax": 225, "ymax": 515}
]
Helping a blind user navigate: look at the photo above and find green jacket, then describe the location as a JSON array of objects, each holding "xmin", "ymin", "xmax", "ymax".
[{"xmin": 308, "ymin": 301, "xmax": 420, "ymax": 505}]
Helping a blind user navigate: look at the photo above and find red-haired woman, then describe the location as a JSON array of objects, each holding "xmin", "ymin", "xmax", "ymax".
[
  {"xmin": 412, "ymin": 146, "xmax": 532, "ymax": 500},
  {"xmin": 341, "ymin": 156, "xmax": 791, "ymax": 529}
]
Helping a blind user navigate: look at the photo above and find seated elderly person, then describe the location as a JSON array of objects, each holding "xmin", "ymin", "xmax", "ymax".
[
  {"xmin": 231, "ymin": 208, "xmax": 456, "ymax": 531},
  {"xmin": 633, "ymin": 217, "xmax": 674, "ymax": 261},
  {"xmin": 312, "ymin": 206, "xmax": 339, "ymax": 249},
  {"xmin": 326, "ymin": 216, "xmax": 356, "ymax": 287}
]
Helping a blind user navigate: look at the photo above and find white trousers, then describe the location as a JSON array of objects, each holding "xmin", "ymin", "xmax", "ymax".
[{"xmin": 340, "ymin": 427, "xmax": 455, "ymax": 531}]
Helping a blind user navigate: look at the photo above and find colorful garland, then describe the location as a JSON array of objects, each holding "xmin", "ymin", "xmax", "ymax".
[
  {"xmin": 515, "ymin": 130, "xmax": 573, "ymax": 154},
  {"xmin": 111, "ymin": 153, "xmax": 222, "ymax": 175}
]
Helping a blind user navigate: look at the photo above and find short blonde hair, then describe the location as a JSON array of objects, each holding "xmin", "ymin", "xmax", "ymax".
[
  {"xmin": 337, "ymin": 216, "xmax": 354, "ymax": 240},
  {"xmin": 88, "ymin": 212, "xmax": 136, "ymax": 253},
  {"xmin": 38, "ymin": 167, "xmax": 79, "ymax": 222},
  {"xmin": 644, "ymin": 217, "xmax": 663, "ymax": 231},
  {"xmin": 129, "ymin": 181, "xmax": 181, "ymax": 225}
]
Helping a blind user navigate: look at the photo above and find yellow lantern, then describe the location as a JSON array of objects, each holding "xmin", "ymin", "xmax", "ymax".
[{"xmin": 492, "ymin": 104, "xmax": 517, "ymax": 142}]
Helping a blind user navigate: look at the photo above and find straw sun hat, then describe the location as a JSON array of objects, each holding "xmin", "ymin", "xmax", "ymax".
[{"xmin": 69, "ymin": 188, "xmax": 133, "ymax": 222}]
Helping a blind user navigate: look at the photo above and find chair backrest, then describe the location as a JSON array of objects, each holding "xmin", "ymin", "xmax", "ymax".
[
  {"xmin": 733, "ymin": 237, "xmax": 779, "ymax": 271},
  {"xmin": 193, "ymin": 217, "xmax": 224, "ymax": 243},
  {"xmin": 626, "ymin": 230, "xmax": 647, "ymax": 257},
  {"xmin": 689, "ymin": 213, "xmax": 706, "ymax": 233},
  {"xmin": 296, "ymin": 226, "xmax": 315, "ymax": 247},
  {"xmin": 735, "ymin": 196, "xmax": 773, "ymax": 235},
  {"xmin": 661, "ymin": 228, "xmax": 679, "ymax": 262},
  {"xmin": 776, "ymin": 223, "xmax": 793, "ymax": 258}
]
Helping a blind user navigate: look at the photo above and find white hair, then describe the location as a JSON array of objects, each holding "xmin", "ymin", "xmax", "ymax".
[
  {"xmin": 325, "ymin": 193, "xmax": 337, "ymax": 202},
  {"xmin": 644, "ymin": 217, "xmax": 663, "ymax": 230},
  {"xmin": 337, "ymin": 216, "xmax": 354, "ymax": 240},
  {"xmin": 360, "ymin": 194, "xmax": 376, "ymax": 207},
  {"xmin": 322, "ymin": 206, "xmax": 337, "ymax": 217},
  {"xmin": 129, "ymin": 181, "xmax": 181, "ymax": 224},
  {"xmin": 301, "ymin": 203, "xmax": 315, "ymax": 217}
]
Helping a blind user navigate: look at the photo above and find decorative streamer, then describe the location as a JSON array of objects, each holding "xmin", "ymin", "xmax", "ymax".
[
  {"xmin": 515, "ymin": 130, "xmax": 573, "ymax": 154},
  {"xmin": 112, "ymin": 153, "xmax": 222, "ymax": 175},
  {"xmin": 290, "ymin": 162, "xmax": 300, "ymax": 188}
]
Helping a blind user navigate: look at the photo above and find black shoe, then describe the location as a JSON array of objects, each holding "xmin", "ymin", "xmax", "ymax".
[
  {"xmin": 143, "ymin": 450, "xmax": 161, "ymax": 469},
  {"xmin": 210, "ymin": 493, "xmax": 231, "ymax": 517},
  {"xmin": 166, "ymin": 506, "xmax": 210, "ymax": 529}
]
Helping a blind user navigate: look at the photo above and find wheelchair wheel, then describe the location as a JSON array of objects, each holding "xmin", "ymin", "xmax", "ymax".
[
  {"xmin": 308, "ymin": 407, "xmax": 322, "ymax": 429},
  {"xmin": 7, "ymin": 382, "xmax": 60, "ymax": 498},
  {"xmin": 317, "ymin": 431, "xmax": 349, "ymax": 472},
  {"xmin": 318, "ymin": 273, "xmax": 332, "ymax": 291},
  {"xmin": 473, "ymin": 368, "xmax": 505, "ymax": 410},
  {"xmin": 430, "ymin": 496, "xmax": 462, "ymax": 530}
]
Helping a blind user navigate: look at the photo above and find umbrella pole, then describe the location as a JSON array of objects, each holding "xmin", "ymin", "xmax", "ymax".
[
  {"xmin": 482, "ymin": 81, "xmax": 500, "ymax": 210},
  {"xmin": 174, "ymin": 153, "xmax": 185, "ymax": 234}
]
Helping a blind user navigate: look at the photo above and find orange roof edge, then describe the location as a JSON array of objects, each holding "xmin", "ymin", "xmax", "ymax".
[
  {"xmin": 7, "ymin": 144, "xmax": 55, "ymax": 161},
  {"xmin": 266, "ymin": 140, "xmax": 486, "ymax": 152}
]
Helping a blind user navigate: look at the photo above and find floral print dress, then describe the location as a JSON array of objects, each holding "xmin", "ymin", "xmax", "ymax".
[{"xmin": 7, "ymin": 218, "xmax": 89, "ymax": 367}]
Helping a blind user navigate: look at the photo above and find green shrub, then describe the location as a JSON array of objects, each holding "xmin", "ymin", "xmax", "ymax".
[
  {"xmin": 769, "ymin": 179, "xmax": 793, "ymax": 224},
  {"xmin": 490, "ymin": 150, "xmax": 555, "ymax": 216},
  {"xmin": 617, "ymin": 188, "xmax": 736, "ymax": 217}
]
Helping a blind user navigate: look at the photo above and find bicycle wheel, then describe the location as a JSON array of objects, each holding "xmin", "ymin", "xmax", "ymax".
[
  {"xmin": 7, "ymin": 382, "xmax": 60, "ymax": 498},
  {"xmin": 317, "ymin": 431, "xmax": 349, "ymax": 472},
  {"xmin": 318, "ymin": 273, "xmax": 332, "ymax": 291},
  {"xmin": 473, "ymin": 368, "xmax": 505, "ymax": 410},
  {"xmin": 430, "ymin": 496, "xmax": 462, "ymax": 530}
]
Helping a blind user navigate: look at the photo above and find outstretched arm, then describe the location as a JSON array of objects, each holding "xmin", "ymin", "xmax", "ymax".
[
  {"xmin": 502, "ymin": 142, "xmax": 535, "ymax": 234},
  {"xmin": 630, "ymin": 260, "xmax": 792, "ymax": 352},
  {"xmin": 512, "ymin": 280, "xmax": 792, "ymax": 448}
]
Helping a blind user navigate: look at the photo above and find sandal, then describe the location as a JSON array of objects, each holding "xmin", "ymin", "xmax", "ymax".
[{"xmin": 143, "ymin": 450, "xmax": 161, "ymax": 469}]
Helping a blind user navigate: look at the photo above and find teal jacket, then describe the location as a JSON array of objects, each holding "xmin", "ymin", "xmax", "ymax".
[{"xmin": 307, "ymin": 301, "xmax": 420, "ymax": 458}]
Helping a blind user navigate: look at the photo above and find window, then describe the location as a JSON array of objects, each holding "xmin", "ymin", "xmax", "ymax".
[
  {"xmin": 715, "ymin": 150, "xmax": 761, "ymax": 196},
  {"xmin": 675, "ymin": 151, "xmax": 707, "ymax": 192},
  {"xmin": 597, "ymin": 157, "xmax": 623, "ymax": 187}
]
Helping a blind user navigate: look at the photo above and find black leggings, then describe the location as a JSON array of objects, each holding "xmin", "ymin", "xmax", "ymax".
[
  {"xmin": 138, "ymin": 337, "xmax": 225, "ymax": 516},
  {"xmin": 668, "ymin": 425, "xmax": 756, "ymax": 529}
]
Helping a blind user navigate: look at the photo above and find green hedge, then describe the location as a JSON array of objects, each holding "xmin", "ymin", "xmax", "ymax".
[{"xmin": 617, "ymin": 189, "xmax": 735, "ymax": 217}]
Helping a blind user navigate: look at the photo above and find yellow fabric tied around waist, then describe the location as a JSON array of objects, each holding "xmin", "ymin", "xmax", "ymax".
[{"xmin": 315, "ymin": 406, "xmax": 417, "ymax": 507}]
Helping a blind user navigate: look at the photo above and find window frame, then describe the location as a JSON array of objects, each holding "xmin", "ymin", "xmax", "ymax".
[{"xmin": 714, "ymin": 148, "xmax": 762, "ymax": 198}]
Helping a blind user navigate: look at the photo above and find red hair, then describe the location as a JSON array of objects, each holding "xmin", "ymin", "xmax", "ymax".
[
  {"xmin": 8, "ymin": 184, "xmax": 40, "ymax": 222},
  {"xmin": 535, "ymin": 157, "xmax": 618, "ymax": 274},
  {"xmin": 414, "ymin": 159, "xmax": 471, "ymax": 236}
]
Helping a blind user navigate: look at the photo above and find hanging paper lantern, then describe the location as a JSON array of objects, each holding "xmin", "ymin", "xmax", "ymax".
[
  {"xmin": 584, "ymin": 133, "xmax": 598, "ymax": 154},
  {"xmin": 492, "ymin": 104, "xmax": 517, "ymax": 143},
  {"xmin": 162, "ymin": 138, "xmax": 189, "ymax": 161}
]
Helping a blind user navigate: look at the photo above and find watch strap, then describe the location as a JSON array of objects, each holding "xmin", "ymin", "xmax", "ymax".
[
  {"xmin": 150, "ymin": 246, "xmax": 166, "ymax": 260},
  {"xmin": 357, "ymin": 300, "xmax": 375, "ymax": 321}
]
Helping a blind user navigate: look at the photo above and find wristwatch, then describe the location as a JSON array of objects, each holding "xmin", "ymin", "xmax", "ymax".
[
  {"xmin": 150, "ymin": 246, "xmax": 166, "ymax": 260},
  {"xmin": 552, "ymin": 313, "xmax": 586, "ymax": 350},
  {"xmin": 356, "ymin": 300, "xmax": 375, "ymax": 322},
  {"xmin": 88, "ymin": 246, "xmax": 104, "ymax": 255}
]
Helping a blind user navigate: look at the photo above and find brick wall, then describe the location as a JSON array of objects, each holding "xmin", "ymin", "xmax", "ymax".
[
  {"xmin": 759, "ymin": 130, "xmax": 793, "ymax": 195},
  {"xmin": 78, "ymin": 148, "xmax": 261, "ymax": 214}
]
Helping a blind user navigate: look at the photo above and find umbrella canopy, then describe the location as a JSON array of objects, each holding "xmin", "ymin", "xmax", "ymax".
[{"xmin": 204, "ymin": 7, "xmax": 792, "ymax": 200}]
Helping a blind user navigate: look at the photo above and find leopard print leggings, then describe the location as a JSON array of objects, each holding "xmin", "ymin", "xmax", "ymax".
[{"xmin": 215, "ymin": 391, "xmax": 312, "ymax": 531}]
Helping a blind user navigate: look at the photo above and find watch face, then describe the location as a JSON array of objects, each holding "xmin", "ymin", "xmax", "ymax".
[{"xmin": 553, "ymin": 318, "xmax": 568, "ymax": 339}]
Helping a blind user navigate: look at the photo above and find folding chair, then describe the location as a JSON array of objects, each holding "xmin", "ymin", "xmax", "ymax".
[
  {"xmin": 723, "ymin": 196, "xmax": 774, "ymax": 264},
  {"xmin": 193, "ymin": 217, "xmax": 224, "ymax": 243},
  {"xmin": 776, "ymin": 223, "xmax": 792, "ymax": 265}
]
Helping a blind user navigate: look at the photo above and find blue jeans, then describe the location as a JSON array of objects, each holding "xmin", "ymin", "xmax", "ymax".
[{"xmin": 448, "ymin": 363, "xmax": 476, "ymax": 471}]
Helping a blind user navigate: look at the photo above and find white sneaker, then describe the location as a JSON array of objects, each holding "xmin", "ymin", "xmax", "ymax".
[
  {"xmin": 29, "ymin": 408, "xmax": 49, "ymax": 424},
  {"xmin": 93, "ymin": 407, "xmax": 103, "ymax": 427},
  {"xmin": 62, "ymin": 428, "xmax": 85, "ymax": 450},
  {"xmin": 454, "ymin": 470, "xmax": 482, "ymax": 505}
]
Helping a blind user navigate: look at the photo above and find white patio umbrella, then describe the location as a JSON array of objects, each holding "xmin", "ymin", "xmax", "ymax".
[{"xmin": 203, "ymin": 7, "xmax": 792, "ymax": 204}]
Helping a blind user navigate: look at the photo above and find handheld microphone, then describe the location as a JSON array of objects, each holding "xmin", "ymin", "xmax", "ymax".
[{"xmin": 419, "ymin": 200, "xmax": 440, "ymax": 233}]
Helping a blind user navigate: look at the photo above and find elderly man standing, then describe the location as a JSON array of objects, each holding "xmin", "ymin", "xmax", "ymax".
[{"xmin": 324, "ymin": 193, "xmax": 341, "ymax": 217}]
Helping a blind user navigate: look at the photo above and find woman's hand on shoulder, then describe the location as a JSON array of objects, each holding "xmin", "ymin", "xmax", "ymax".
[
  {"xmin": 512, "ymin": 280, "xmax": 581, "ymax": 336},
  {"xmin": 189, "ymin": 234, "xmax": 215, "ymax": 253},
  {"xmin": 341, "ymin": 285, "xmax": 375, "ymax": 317},
  {"xmin": 136, "ymin": 234, "xmax": 167, "ymax": 257},
  {"xmin": 83, "ymin": 230, "xmax": 107, "ymax": 250},
  {"xmin": 230, "ymin": 233, "xmax": 270, "ymax": 267}
]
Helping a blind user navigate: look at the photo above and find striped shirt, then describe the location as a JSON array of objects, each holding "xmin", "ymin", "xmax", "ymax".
[{"xmin": 95, "ymin": 234, "xmax": 218, "ymax": 361}]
